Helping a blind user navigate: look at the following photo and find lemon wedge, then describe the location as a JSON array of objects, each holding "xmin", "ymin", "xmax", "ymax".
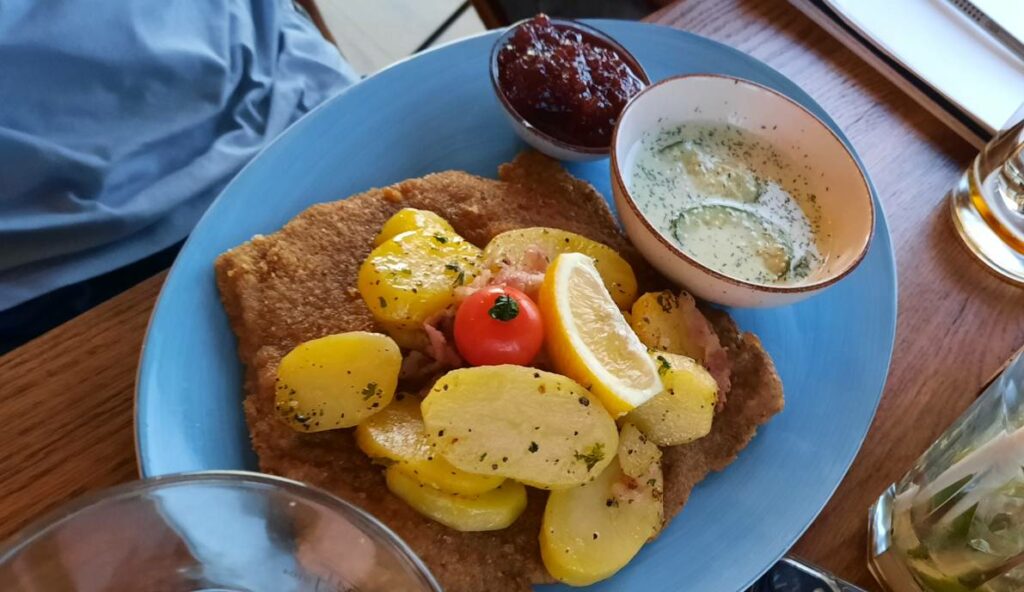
[{"xmin": 539, "ymin": 253, "xmax": 661, "ymax": 417}]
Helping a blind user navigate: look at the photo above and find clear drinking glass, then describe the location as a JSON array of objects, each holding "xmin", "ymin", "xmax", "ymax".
[
  {"xmin": 868, "ymin": 350, "xmax": 1024, "ymax": 592},
  {"xmin": 0, "ymin": 471, "xmax": 441, "ymax": 592},
  {"xmin": 950, "ymin": 103, "xmax": 1024, "ymax": 286}
]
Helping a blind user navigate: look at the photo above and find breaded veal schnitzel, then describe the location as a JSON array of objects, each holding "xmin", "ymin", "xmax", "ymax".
[{"xmin": 215, "ymin": 151, "xmax": 784, "ymax": 592}]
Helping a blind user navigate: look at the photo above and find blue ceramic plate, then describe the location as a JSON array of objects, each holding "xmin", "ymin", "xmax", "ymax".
[{"xmin": 137, "ymin": 21, "xmax": 896, "ymax": 592}]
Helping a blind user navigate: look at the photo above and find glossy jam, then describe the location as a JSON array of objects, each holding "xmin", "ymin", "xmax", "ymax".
[{"xmin": 497, "ymin": 15, "xmax": 644, "ymax": 148}]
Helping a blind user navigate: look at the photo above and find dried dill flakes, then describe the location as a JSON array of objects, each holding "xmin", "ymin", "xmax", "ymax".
[{"xmin": 656, "ymin": 355, "xmax": 671, "ymax": 375}]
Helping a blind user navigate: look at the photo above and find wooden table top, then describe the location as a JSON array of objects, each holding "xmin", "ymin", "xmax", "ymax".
[{"xmin": 2, "ymin": 0, "xmax": 1022, "ymax": 589}]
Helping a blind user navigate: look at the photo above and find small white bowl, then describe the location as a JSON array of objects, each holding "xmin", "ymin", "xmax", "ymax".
[
  {"xmin": 611, "ymin": 75, "xmax": 874, "ymax": 308},
  {"xmin": 489, "ymin": 18, "xmax": 650, "ymax": 162}
]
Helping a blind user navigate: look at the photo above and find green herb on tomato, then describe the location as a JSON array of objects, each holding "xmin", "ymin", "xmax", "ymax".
[{"xmin": 489, "ymin": 295, "xmax": 520, "ymax": 321}]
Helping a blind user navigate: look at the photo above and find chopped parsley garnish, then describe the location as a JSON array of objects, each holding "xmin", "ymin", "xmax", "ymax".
[
  {"xmin": 361, "ymin": 382, "xmax": 380, "ymax": 400},
  {"xmin": 446, "ymin": 263, "xmax": 466, "ymax": 286},
  {"xmin": 656, "ymin": 355, "xmax": 671, "ymax": 375},
  {"xmin": 434, "ymin": 234, "xmax": 448, "ymax": 244},
  {"xmin": 378, "ymin": 296, "xmax": 387, "ymax": 309},
  {"xmin": 488, "ymin": 294, "xmax": 520, "ymax": 321},
  {"xmin": 574, "ymin": 443, "xmax": 605, "ymax": 471}
]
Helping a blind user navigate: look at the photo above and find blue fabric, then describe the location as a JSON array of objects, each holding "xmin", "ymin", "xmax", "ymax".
[{"xmin": 0, "ymin": 0, "xmax": 358, "ymax": 310}]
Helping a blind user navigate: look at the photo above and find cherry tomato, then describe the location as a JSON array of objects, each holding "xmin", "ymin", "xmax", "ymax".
[{"xmin": 454, "ymin": 286, "xmax": 544, "ymax": 366}]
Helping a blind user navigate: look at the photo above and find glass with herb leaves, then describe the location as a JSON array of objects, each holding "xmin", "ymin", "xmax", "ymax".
[{"xmin": 869, "ymin": 349, "xmax": 1024, "ymax": 592}]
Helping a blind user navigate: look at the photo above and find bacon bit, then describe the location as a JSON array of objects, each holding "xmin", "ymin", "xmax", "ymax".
[
  {"xmin": 521, "ymin": 245, "xmax": 551, "ymax": 272},
  {"xmin": 453, "ymin": 269, "xmax": 494, "ymax": 303},
  {"xmin": 399, "ymin": 351, "xmax": 444, "ymax": 385},
  {"xmin": 483, "ymin": 245, "xmax": 549, "ymax": 299},
  {"xmin": 456, "ymin": 250, "xmax": 549, "ymax": 301},
  {"xmin": 491, "ymin": 267, "xmax": 545, "ymax": 300},
  {"xmin": 704, "ymin": 350, "xmax": 731, "ymax": 410},
  {"xmin": 423, "ymin": 308, "xmax": 453, "ymax": 330},
  {"xmin": 677, "ymin": 292, "xmax": 731, "ymax": 409},
  {"xmin": 423, "ymin": 317, "xmax": 463, "ymax": 369}
]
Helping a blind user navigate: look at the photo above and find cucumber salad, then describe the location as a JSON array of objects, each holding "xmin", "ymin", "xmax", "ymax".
[{"xmin": 629, "ymin": 121, "xmax": 824, "ymax": 284}]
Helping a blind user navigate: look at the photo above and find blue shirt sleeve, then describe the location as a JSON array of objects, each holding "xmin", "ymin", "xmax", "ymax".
[{"xmin": 0, "ymin": 0, "xmax": 358, "ymax": 310}]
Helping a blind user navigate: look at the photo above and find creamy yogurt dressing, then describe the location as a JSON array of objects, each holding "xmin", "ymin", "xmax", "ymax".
[{"xmin": 629, "ymin": 122, "xmax": 824, "ymax": 284}]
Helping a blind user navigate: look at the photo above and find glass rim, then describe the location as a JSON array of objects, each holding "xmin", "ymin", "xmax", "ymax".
[{"xmin": 0, "ymin": 469, "xmax": 443, "ymax": 591}]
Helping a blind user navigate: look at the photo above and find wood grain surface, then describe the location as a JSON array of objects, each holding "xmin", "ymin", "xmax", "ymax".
[
  {"xmin": 0, "ymin": 273, "xmax": 162, "ymax": 539},
  {"xmin": 647, "ymin": 1, "xmax": 1024, "ymax": 588},
  {"xmin": 1, "ymin": 1, "xmax": 1022, "ymax": 589}
]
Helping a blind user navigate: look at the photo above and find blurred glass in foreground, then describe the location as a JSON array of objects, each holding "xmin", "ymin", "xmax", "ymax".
[
  {"xmin": 869, "ymin": 350, "xmax": 1024, "ymax": 591},
  {"xmin": 0, "ymin": 471, "xmax": 441, "ymax": 592},
  {"xmin": 950, "ymin": 103, "xmax": 1024, "ymax": 286}
]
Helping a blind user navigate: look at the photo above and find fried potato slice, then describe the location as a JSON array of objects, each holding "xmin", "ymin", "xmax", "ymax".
[
  {"xmin": 385, "ymin": 466, "xmax": 527, "ymax": 532},
  {"xmin": 275, "ymin": 332, "xmax": 400, "ymax": 432},
  {"xmin": 356, "ymin": 396, "xmax": 504, "ymax": 495},
  {"xmin": 422, "ymin": 365, "xmax": 618, "ymax": 489},
  {"xmin": 628, "ymin": 351, "xmax": 718, "ymax": 446}
]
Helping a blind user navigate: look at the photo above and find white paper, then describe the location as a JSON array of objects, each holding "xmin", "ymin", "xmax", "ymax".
[{"xmin": 827, "ymin": 0, "xmax": 1024, "ymax": 132}]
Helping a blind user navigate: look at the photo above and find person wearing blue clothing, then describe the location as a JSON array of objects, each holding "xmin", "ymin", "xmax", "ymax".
[{"xmin": 0, "ymin": 0, "xmax": 358, "ymax": 353}]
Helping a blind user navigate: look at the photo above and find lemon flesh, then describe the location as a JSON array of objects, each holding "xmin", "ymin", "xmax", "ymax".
[{"xmin": 540, "ymin": 253, "xmax": 661, "ymax": 417}]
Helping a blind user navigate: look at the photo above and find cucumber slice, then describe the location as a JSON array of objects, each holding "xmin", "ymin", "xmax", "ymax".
[
  {"xmin": 660, "ymin": 140, "xmax": 765, "ymax": 203},
  {"xmin": 671, "ymin": 205, "xmax": 792, "ymax": 281}
]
